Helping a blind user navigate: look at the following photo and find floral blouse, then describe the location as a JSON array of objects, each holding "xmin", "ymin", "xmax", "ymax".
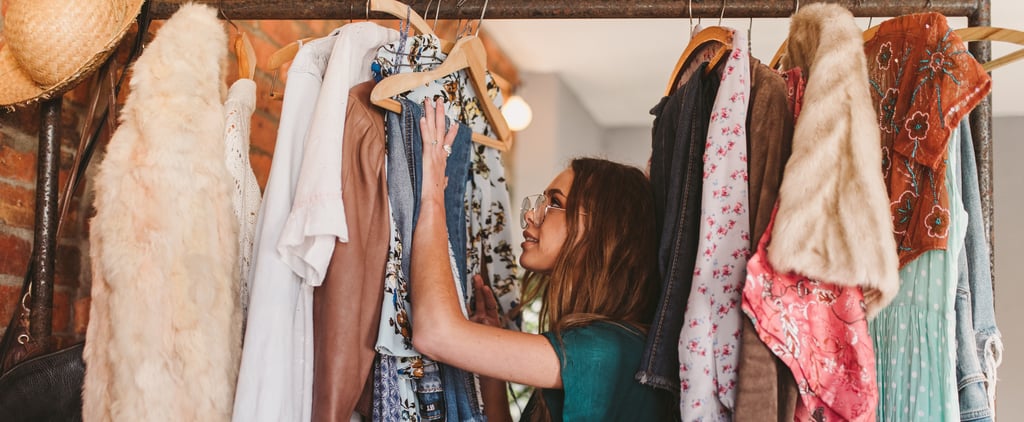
[
  {"xmin": 864, "ymin": 13, "xmax": 990, "ymax": 266},
  {"xmin": 744, "ymin": 207, "xmax": 878, "ymax": 422},
  {"xmin": 678, "ymin": 28, "xmax": 751, "ymax": 420}
]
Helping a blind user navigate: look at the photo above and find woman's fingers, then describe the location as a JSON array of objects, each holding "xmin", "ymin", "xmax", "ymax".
[
  {"xmin": 434, "ymin": 97, "xmax": 446, "ymax": 143},
  {"xmin": 482, "ymin": 283, "xmax": 499, "ymax": 313},
  {"xmin": 443, "ymin": 120, "xmax": 458, "ymax": 150},
  {"xmin": 473, "ymin": 275, "xmax": 487, "ymax": 314}
]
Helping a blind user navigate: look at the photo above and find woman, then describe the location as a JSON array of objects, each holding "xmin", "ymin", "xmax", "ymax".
[{"xmin": 411, "ymin": 98, "xmax": 669, "ymax": 421}]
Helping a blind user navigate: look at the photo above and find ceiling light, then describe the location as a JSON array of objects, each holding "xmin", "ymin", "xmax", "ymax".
[{"xmin": 502, "ymin": 95, "xmax": 533, "ymax": 131}]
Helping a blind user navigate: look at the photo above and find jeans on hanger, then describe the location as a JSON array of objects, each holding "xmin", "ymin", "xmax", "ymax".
[
  {"xmin": 956, "ymin": 118, "xmax": 1002, "ymax": 420},
  {"xmin": 637, "ymin": 64, "xmax": 717, "ymax": 394},
  {"xmin": 386, "ymin": 98, "xmax": 482, "ymax": 422}
]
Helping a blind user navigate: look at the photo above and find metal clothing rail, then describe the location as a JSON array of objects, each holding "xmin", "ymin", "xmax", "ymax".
[
  {"xmin": 151, "ymin": 0, "xmax": 983, "ymax": 20},
  {"xmin": 28, "ymin": 0, "xmax": 994, "ymax": 340}
]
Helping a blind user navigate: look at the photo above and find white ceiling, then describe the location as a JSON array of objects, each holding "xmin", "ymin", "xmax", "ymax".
[{"xmin": 485, "ymin": 1, "xmax": 1024, "ymax": 127}]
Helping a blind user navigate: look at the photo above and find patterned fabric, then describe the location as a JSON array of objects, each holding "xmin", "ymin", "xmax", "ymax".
[
  {"xmin": 869, "ymin": 125, "xmax": 967, "ymax": 421},
  {"xmin": 373, "ymin": 33, "xmax": 520, "ymax": 325},
  {"xmin": 377, "ymin": 208, "xmax": 415, "ymax": 354},
  {"xmin": 223, "ymin": 78, "xmax": 262, "ymax": 333},
  {"xmin": 678, "ymin": 28, "xmax": 750, "ymax": 420},
  {"xmin": 374, "ymin": 212, "xmax": 423, "ymax": 422},
  {"xmin": 865, "ymin": 13, "xmax": 990, "ymax": 266},
  {"xmin": 374, "ymin": 354, "xmax": 421, "ymax": 421},
  {"xmin": 372, "ymin": 33, "xmax": 519, "ymax": 421},
  {"xmin": 743, "ymin": 206, "xmax": 877, "ymax": 422}
]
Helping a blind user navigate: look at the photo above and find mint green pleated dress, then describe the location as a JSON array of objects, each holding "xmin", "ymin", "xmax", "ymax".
[{"xmin": 869, "ymin": 127, "xmax": 966, "ymax": 421}]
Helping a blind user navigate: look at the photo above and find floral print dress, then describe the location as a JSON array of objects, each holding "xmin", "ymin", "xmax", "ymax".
[{"xmin": 678, "ymin": 28, "xmax": 751, "ymax": 421}]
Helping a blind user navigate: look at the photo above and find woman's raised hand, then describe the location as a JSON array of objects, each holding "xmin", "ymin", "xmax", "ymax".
[
  {"xmin": 419, "ymin": 97, "xmax": 459, "ymax": 201},
  {"xmin": 469, "ymin": 275, "xmax": 503, "ymax": 328}
]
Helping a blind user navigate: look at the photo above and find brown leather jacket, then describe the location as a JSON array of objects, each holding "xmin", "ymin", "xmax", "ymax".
[{"xmin": 311, "ymin": 80, "xmax": 390, "ymax": 421}]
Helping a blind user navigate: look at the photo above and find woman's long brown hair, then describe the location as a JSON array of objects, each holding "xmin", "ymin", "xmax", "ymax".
[{"xmin": 522, "ymin": 158, "xmax": 661, "ymax": 337}]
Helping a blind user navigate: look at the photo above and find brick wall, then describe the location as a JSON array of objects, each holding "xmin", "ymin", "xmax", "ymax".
[
  {"xmin": 0, "ymin": 7, "xmax": 515, "ymax": 353},
  {"xmin": 0, "ymin": 16, "xmax": 346, "ymax": 350}
]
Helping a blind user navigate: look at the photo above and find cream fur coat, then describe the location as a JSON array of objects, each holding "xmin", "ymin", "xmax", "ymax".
[
  {"xmin": 768, "ymin": 3, "xmax": 899, "ymax": 318},
  {"xmin": 83, "ymin": 4, "xmax": 240, "ymax": 421}
]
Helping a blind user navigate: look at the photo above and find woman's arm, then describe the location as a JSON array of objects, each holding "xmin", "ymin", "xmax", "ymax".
[{"xmin": 410, "ymin": 98, "xmax": 562, "ymax": 390}]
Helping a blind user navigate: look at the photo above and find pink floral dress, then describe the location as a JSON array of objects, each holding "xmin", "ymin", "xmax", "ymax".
[{"xmin": 678, "ymin": 28, "xmax": 751, "ymax": 420}]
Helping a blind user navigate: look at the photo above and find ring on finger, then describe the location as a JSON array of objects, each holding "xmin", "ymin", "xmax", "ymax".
[
  {"xmin": 431, "ymin": 140, "xmax": 438, "ymax": 146},
  {"xmin": 442, "ymin": 144, "xmax": 452, "ymax": 155}
]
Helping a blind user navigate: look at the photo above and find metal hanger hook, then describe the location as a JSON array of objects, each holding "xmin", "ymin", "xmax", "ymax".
[
  {"xmin": 475, "ymin": 0, "xmax": 489, "ymax": 37},
  {"xmin": 748, "ymin": 17, "xmax": 753, "ymax": 52},
  {"xmin": 433, "ymin": 0, "xmax": 443, "ymax": 32},
  {"xmin": 218, "ymin": 7, "xmax": 239, "ymax": 34},
  {"xmin": 366, "ymin": 0, "xmax": 371, "ymax": 20},
  {"xmin": 718, "ymin": 0, "xmax": 726, "ymax": 26},
  {"xmin": 688, "ymin": 0, "xmax": 693, "ymax": 32},
  {"xmin": 795, "ymin": 0, "xmax": 800, "ymax": 14},
  {"xmin": 423, "ymin": 0, "xmax": 434, "ymax": 23}
]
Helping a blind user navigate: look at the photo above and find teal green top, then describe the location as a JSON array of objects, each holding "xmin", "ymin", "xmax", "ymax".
[{"xmin": 539, "ymin": 322, "xmax": 670, "ymax": 421}]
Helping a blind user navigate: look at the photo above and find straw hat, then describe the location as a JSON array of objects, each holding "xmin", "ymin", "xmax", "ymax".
[{"xmin": 0, "ymin": 0, "xmax": 146, "ymax": 107}]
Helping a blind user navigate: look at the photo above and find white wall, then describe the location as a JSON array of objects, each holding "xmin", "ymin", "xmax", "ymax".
[
  {"xmin": 509, "ymin": 72, "xmax": 605, "ymax": 259},
  {"xmin": 994, "ymin": 116, "xmax": 1023, "ymax": 420},
  {"xmin": 603, "ymin": 126, "xmax": 651, "ymax": 169}
]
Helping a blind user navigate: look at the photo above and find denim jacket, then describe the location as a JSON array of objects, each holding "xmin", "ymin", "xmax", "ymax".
[
  {"xmin": 637, "ymin": 64, "xmax": 717, "ymax": 396},
  {"xmin": 956, "ymin": 118, "xmax": 1003, "ymax": 421}
]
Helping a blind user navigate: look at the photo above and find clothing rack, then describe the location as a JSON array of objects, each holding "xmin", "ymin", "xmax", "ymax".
[{"xmin": 28, "ymin": 0, "xmax": 993, "ymax": 341}]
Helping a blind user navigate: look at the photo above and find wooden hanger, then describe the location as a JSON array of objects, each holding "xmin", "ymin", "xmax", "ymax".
[
  {"xmin": 234, "ymin": 32, "xmax": 257, "ymax": 80},
  {"xmin": 370, "ymin": 35, "xmax": 512, "ymax": 151},
  {"xmin": 267, "ymin": 37, "xmax": 314, "ymax": 100},
  {"xmin": 268, "ymin": 37, "xmax": 315, "ymax": 73},
  {"xmin": 861, "ymin": 24, "xmax": 1024, "ymax": 71},
  {"xmin": 771, "ymin": 23, "xmax": 886, "ymax": 69},
  {"xmin": 774, "ymin": 24, "xmax": 1024, "ymax": 72},
  {"xmin": 954, "ymin": 26, "xmax": 1024, "ymax": 71},
  {"xmin": 665, "ymin": 26, "xmax": 733, "ymax": 96},
  {"xmin": 768, "ymin": 39, "xmax": 788, "ymax": 70}
]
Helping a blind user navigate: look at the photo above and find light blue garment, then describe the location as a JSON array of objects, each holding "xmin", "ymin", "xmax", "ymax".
[
  {"xmin": 955, "ymin": 117, "xmax": 1002, "ymax": 420},
  {"xmin": 870, "ymin": 125, "xmax": 967, "ymax": 422}
]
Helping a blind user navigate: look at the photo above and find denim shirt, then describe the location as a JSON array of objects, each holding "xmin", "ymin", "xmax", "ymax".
[{"xmin": 955, "ymin": 118, "xmax": 1002, "ymax": 421}]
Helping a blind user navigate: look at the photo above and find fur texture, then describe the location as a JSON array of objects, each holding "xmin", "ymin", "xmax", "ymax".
[
  {"xmin": 82, "ymin": 4, "xmax": 240, "ymax": 421},
  {"xmin": 768, "ymin": 3, "xmax": 899, "ymax": 318}
]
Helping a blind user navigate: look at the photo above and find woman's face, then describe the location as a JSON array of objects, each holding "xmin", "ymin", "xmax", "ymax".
[{"xmin": 520, "ymin": 168, "xmax": 576, "ymax": 274}]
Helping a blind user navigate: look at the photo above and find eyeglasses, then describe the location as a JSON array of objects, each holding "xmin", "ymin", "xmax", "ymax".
[
  {"xmin": 520, "ymin": 193, "xmax": 590, "ymax": 229},
  {"xmin": 521, "ymin": 194, "xmax": 562, "ymax": 229}
]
